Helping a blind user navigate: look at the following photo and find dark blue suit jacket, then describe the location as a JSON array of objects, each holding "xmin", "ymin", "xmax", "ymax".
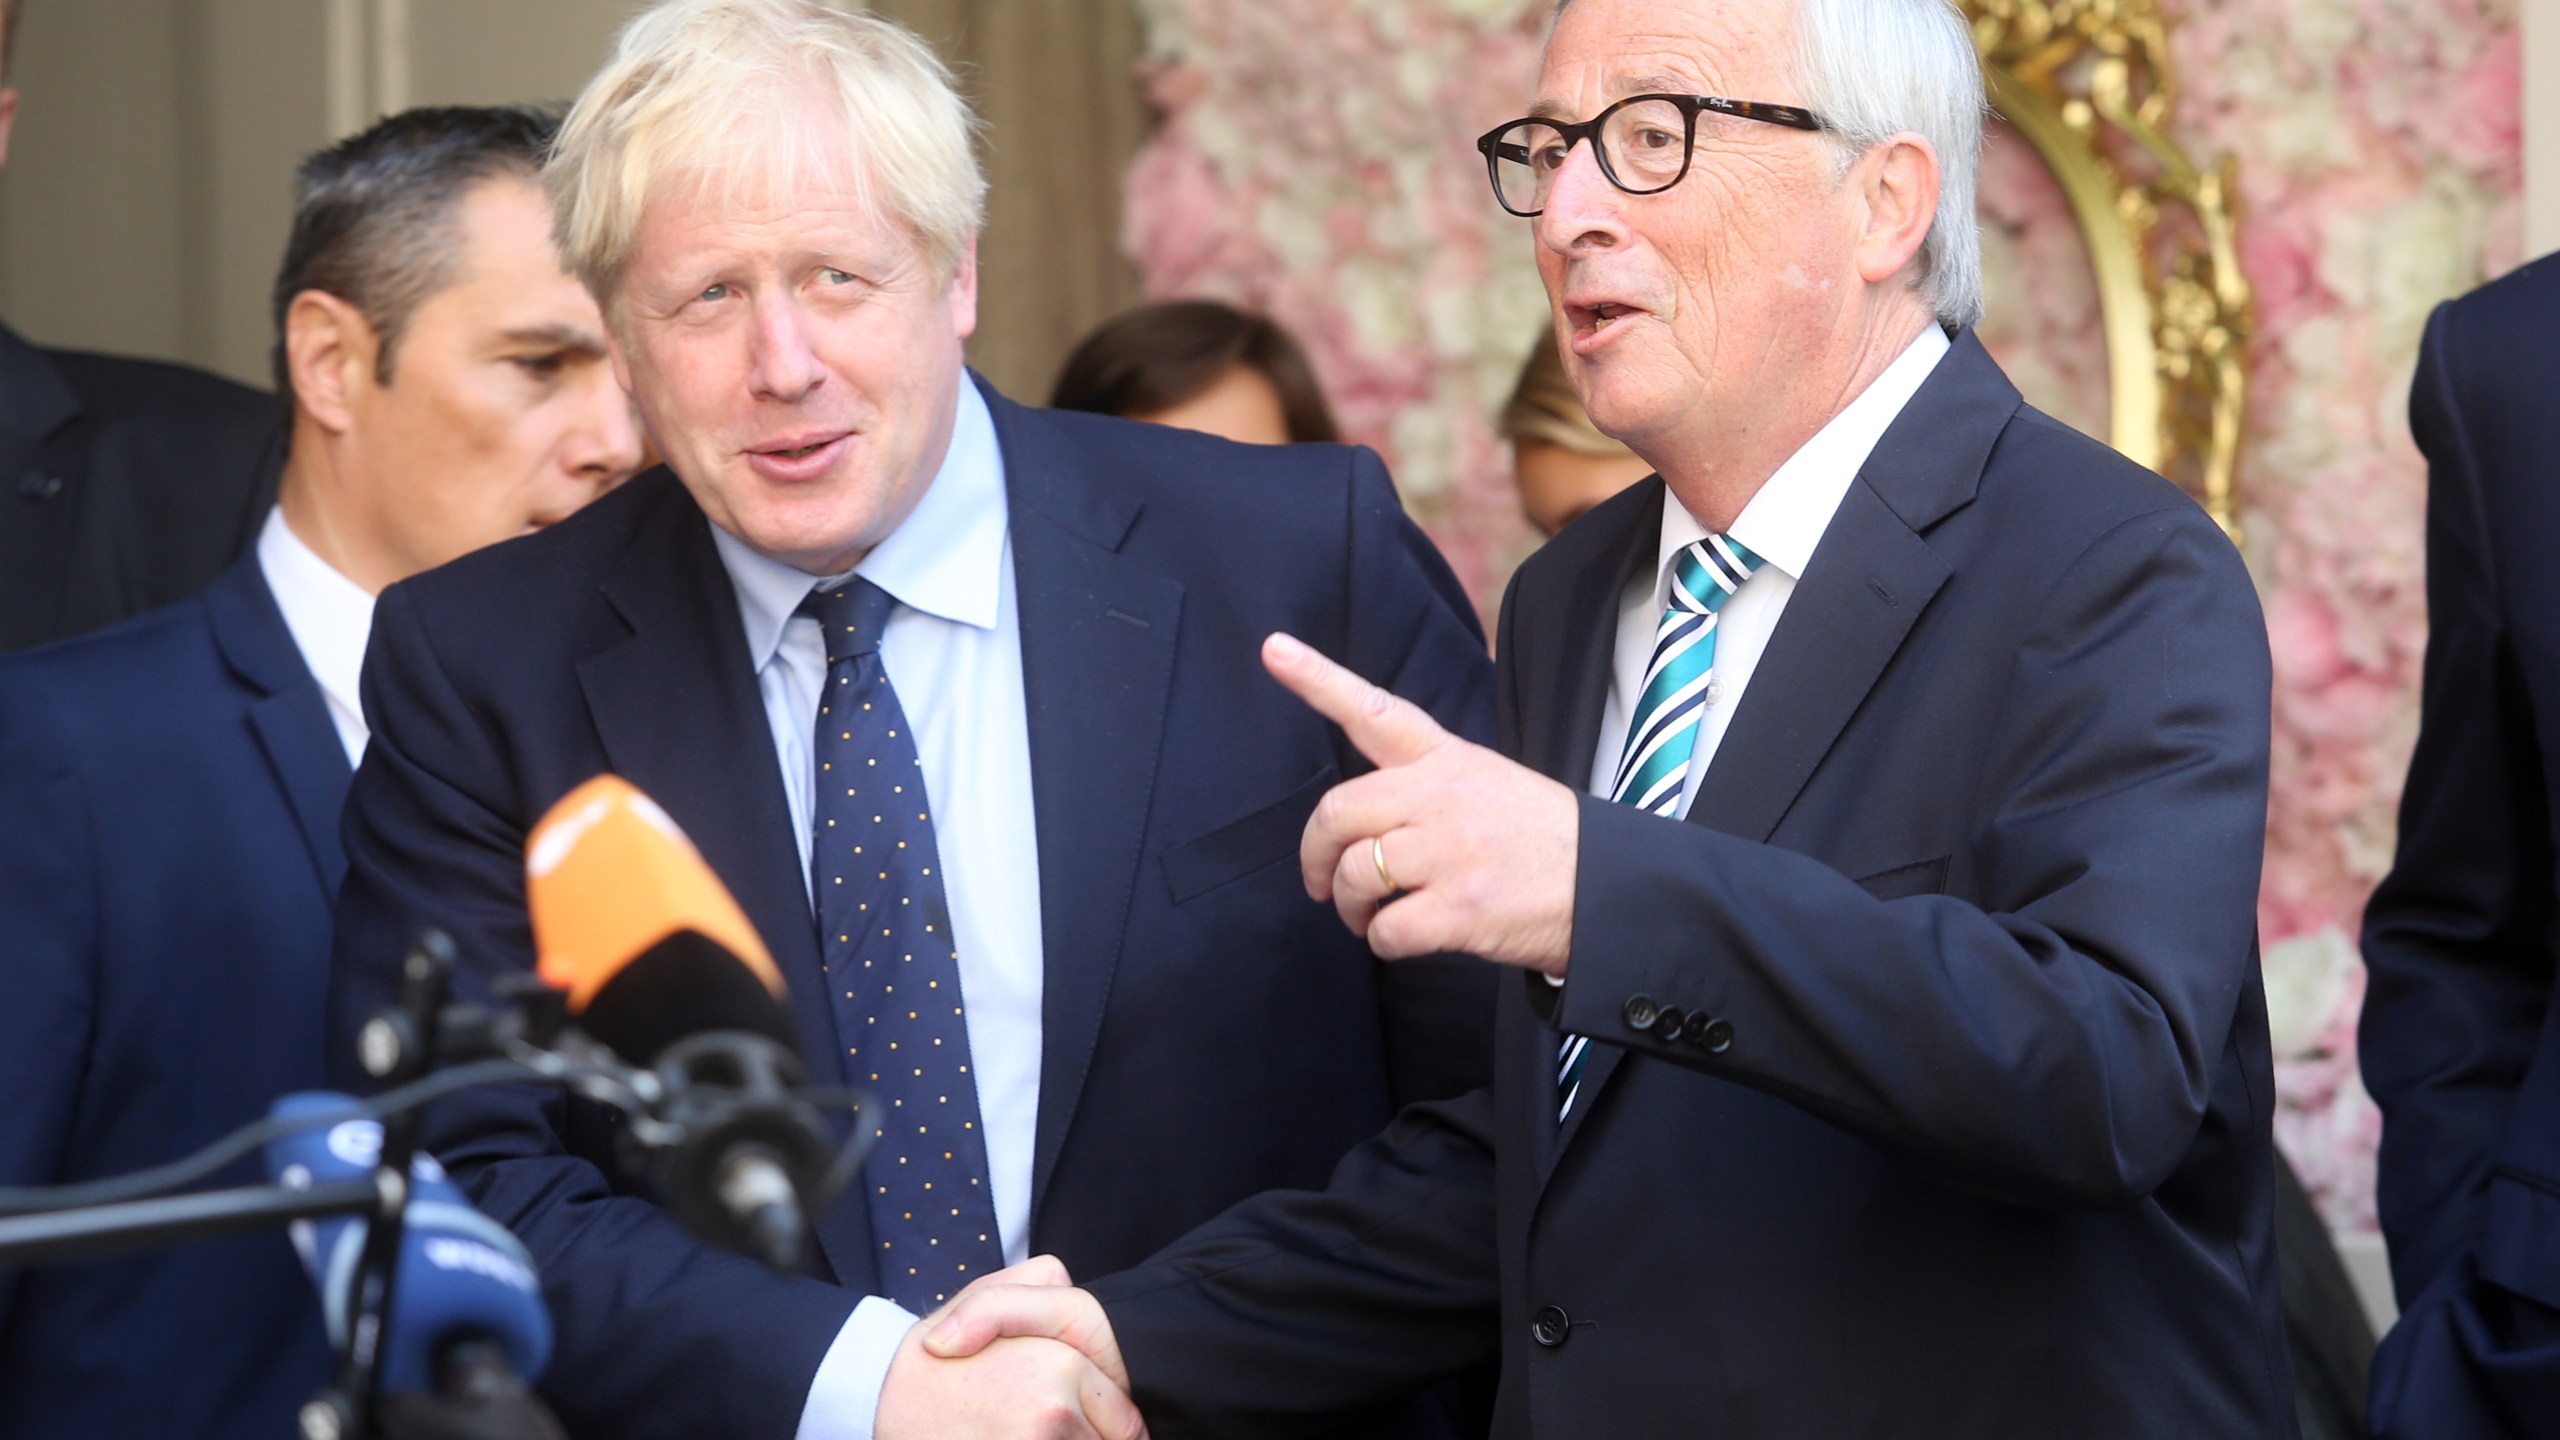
[
  {"xmin": 326, "ymin": 380, "xmax": 1498, "ymax": 1439},
  {"xmin": 2361, "ymin": 255, "xmax": 2560, "ymax": 1436},
  {"xmin": 1088, "ymin": 331, "xmax": 2297, "ymax": 1438},
  {"xmin": 0, "ymin": 553, "xmax": 341, "ymax": 1438}
]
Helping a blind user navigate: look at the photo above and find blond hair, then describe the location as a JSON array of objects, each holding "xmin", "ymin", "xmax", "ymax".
[
  {"xmin": 1499, "ymin": 329, "xmax": 1632, "ymax": 458},
  {"xmin": 547, "ymin": 0, "xmax": 986, "ymax": 310}
]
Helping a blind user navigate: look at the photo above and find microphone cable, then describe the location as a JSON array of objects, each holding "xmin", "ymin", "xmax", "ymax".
[{"xmin": 0, "ymin": 1051, "xmax": 881, "ymax": 1220}]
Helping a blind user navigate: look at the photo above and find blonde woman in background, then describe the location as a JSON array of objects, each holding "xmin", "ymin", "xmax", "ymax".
[{"xmin": 1500, "ymin": 329, "xmax": 1654, "ymax": 535}]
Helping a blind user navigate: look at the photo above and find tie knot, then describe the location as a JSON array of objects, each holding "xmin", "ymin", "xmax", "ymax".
[
  {"xmin": 1664, "ymin": 536, "xmax": 1759, "ymax": 617},
  {"xmin": 799, "ymin": 577, "xmax": 897, "ymax": 662}
]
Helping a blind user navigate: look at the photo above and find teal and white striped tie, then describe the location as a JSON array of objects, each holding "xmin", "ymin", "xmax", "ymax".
[{"xmin": 1558, "ymin": 533, "xmax": 1761, "ymax": 1120}]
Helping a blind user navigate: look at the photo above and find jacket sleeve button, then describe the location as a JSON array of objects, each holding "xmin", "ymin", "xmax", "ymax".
[
  {"xmin": 1703, "ymin": 1017, "xmax": 1735, "ymax": 1054},
  {"xmin": 1621, "ymin": 995, "xmax": 1659, "ymax": 1032}
]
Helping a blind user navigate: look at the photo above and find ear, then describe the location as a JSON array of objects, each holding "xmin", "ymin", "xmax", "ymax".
[
  {"xmin": 947, "ymin": 234, "xmax": 980, "ymax": 343},
  {"xmin": 0, "ymin": 88, "xmax": 19, "ymax": 170},
  {"xmin": 1854, "ymin": 131, "xmax": 1941, "ymax": 289},
  {"xmin": 284, "ymin": 289, "xmax": 381, "ymax": 437}
]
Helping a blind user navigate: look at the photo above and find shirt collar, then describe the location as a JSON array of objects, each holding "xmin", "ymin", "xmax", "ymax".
[
  {"xmin": 254, "ymin": 504, "xmax": 375, "ymax": 719},
  {"xmin": 713, "ymin": 379, "xmax": 1009, "ymax": 670},
  {"xmin": 1656, "ymin": 324, "xmax": 1951, "ymax": 594}
]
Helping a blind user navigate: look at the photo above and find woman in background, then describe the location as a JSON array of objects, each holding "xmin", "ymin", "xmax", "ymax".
[
  {"xmin": 1052, "ymin": 299, "xmax": 1338, "ymax": 445},
  {"xmin": 1498, "ymin": 330, "xmax": 1654, "ymax": 537}
]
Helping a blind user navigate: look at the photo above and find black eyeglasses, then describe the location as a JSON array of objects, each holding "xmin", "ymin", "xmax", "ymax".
[{"xmin": 1475, "ymin": 93, "xmax": 1825, "ymax": 217}]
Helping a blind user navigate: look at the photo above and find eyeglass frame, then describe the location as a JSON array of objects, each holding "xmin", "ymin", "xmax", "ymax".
[{"xmin": 1474, "ymin": 93, "xmax": 1827, "ymax": 218}]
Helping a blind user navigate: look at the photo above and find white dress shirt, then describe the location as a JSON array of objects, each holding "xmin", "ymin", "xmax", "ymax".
[
  {"xmin": 1588, "ymin": 325, "xmax": 1950, "ymax": 807},
  {"xmin": 255, "ymin": 506, "xmax": 375, "ymax": 768},
  {"xmin": 709, "ymin": 384, "xmax": 1044, "ymax": 1440}
]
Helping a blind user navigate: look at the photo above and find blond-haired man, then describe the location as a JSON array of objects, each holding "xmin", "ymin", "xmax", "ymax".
[{"xmin": 327, "ymin": 4, "xmax": 1495, "ymax": 1438}]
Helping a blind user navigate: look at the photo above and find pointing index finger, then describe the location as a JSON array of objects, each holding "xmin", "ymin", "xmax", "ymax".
[{"xmin": 1262, "ymin": 632, "xmax": 1446, "ymax": 770}]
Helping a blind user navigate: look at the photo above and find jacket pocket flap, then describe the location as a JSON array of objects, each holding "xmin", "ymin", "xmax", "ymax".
[
  {"xmin": 1849, "ymin": 854, "xmax": 1950, "ymax": 902},
  {"xmin": 1161, "ymin": 765, "xmax": 1340, "ymax": 904}
]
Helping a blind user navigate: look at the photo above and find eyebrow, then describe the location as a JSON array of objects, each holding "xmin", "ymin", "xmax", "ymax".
[
  {"xmin": 499, "ymin": 323, "xmax": 609, "ymax": 356},
  {"xmin": 1528, "ymin": 74, "xmax": 1695, "ymax": 122}
]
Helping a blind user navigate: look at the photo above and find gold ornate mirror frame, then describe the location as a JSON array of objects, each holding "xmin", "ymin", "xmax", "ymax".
[{"xmin": 1964, "ymin": 0, "xmax": 2251, "ymax": 539}]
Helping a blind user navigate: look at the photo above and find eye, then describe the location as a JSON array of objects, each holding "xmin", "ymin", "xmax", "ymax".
[
  {"xmin": 695, "ymin": 282, "xmax": 730, "ymax": 303},
  {"xmin": 513, "ymin": 352, "xmax": 568, "ymax": 379},
  {"xmin": 1631, "ymin": 125, "xmax": 1681, "ymax": 152},
  {"xmin": 818, "ymin": 267, "xmax": 855, "ymax": 286},
  {"xmin": 1529, "ymin": 138, "xmax": 1570, "ymax": 173}
]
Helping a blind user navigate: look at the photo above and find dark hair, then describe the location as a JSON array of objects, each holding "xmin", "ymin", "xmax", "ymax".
[
  {"xmin": 270, "ymin": 104, "xmax": 563, "ymax": 411},
  {"xmin": 3, "ymin": 0, "xmax": 23, "ymax": 82},
  {"xmin": 1050, "ymin": 300, "xmax": 1339, "ymax": 444}
]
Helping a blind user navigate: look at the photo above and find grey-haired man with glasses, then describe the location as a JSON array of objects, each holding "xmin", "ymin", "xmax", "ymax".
[{"xmin": 922, "ymin": 0, "xmax": 2294, "ymax": 1435}]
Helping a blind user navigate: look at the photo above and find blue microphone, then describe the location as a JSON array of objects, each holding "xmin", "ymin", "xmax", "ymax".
[{"xmin": 262, "ymin": 1092, "xmax": 552, "ymax": 1398}]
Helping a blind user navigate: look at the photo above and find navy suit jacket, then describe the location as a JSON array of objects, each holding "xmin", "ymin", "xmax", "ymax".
[
  {"xmin": 1088, "ymin": 332, "xmax": 2297, "ymax": 1438},
  {"xmin": 0, "ymin": 325, "xmax": 282, "ymax": 654},
  {"xmin": 326, "ymin": 380, "xmax": 1498, "ymax": 1439},
  {"xmin": 0, "ymin": 553, "xmax": 342, "ymax": 1438},
  {"xmin": 2361, "ymin": 255, "xmax": 2560, "ymax": 1436}
]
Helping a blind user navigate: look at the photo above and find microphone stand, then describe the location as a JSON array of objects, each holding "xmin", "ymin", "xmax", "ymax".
[
  {"xmin": 0, "ymin": 932, "xmax": 536, "ymax": 1440},
  {"xmin": 0, "ymin": 928, "xmax": 871, "ymax": 1440}
]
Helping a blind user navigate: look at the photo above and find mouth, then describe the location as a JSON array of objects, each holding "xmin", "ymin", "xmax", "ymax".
[
  {"xmin": 1566, "ymin": 299, "xmax": 1646, "ymax": 351},
  {"xmin": 746, "ymin": 430, "xmax": 854, "ymax": 480}
]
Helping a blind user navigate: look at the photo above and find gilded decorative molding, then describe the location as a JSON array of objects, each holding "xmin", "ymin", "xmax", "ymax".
[{"xmin": 1965, "ymin": 0, "xmax": 2252, "ymax": 539}]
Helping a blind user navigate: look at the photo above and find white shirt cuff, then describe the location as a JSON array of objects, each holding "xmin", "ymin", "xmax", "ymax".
[
  {"xmin": 796, "ymin": 1295, "xmax": 921, "ymax": 1440},
  {"xmin": 1544, "ymin": 973, "xmax": 1565, "ymax": 988}
]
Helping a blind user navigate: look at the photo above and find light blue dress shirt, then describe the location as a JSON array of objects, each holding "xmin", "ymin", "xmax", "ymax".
[{"xmin": 709, "ymin": 383, "xmax": 1044, "ymax": 1440}]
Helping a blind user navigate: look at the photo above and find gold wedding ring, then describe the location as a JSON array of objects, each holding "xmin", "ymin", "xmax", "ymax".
[{"xmin": 1371, "ymin": 834, "xmax": 1398, "ymax": 893}]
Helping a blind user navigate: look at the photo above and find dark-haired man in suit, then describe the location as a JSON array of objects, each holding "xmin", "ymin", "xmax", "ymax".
[
  {"xmin": 2360, "ymin": 252, "xmax": 2560, "ymax": 1437},
  {"xmin": 0, "ymin": 105, "xmax": 639, "ymax": 1440},
  {"xmin": 325, "ymin": 4, "xmax": 1495, "ymax": 1438},
  {"xmin": 0, "ymin": 0, "xmax": 283, "ymax": 652},
  {"xmin": 927, "ymin": 0, "xmax": 2296, "ymax": 1434}
]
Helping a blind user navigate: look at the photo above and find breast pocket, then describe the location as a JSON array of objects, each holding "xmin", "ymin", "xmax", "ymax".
[
  {"xmin": 1849, "ymin": 854, "xmax": 1950, "ymax": 902},
  {"xmin": 1160, "ymin": 765, "xmax": 1340, "ymax": 904}
]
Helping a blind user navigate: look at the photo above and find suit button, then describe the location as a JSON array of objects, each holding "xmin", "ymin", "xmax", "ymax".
[
  {"xmin": 17, "ymin": 470, "xmax": 63, "ymax": 502},
  {"xmin": 1530, "ymin": 1304, "xmax": 1570, "ymax": 1348},
  {"xmin": 1622, "ymin": 995, "xmax": 1659, "ymax": 1032},
  {"xmin": 1653, "ymin": 1004, "xmax": 1686, "ymax": 1038},
  {"xmin": 1703, "ymin": 1018, "xmax": 1734, "ymax": 1053},
  {"xmin": 1679, "ymin": 1012, "xmax": 1713, "ymax": 1046}
]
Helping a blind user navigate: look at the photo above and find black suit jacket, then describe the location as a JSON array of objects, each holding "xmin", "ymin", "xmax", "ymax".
[
  {"xmin": 2361, "ymin": 254, "xmax": 2560, "ymax": 1435},
  {"xmin": 327, "ymin": 379, "xmax": 1498, "ymax": 1439},
  {"xmin": 1088, "ymin": 332, "xmax": 2296, "ymax": 1438},
  {"xmin": 0, "ymin": 324, "xmax": 282, "ymax": 653},
  {"xmin": 0, "ymin": 554, "xmax": 343, "ymax": 1438}
]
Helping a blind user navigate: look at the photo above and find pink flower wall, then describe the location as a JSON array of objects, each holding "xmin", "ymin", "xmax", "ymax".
[{"xmin": 1123, "ymin": 0, "xmax": 2524, "ymax": 1230}]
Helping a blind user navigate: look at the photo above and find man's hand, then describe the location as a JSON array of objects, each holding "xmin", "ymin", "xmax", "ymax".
[
  {"xmin": 876, "ymin": 1257, "xmax": 1147, "ymax": 1440},
  {"xmin": 1262, "ymin": 631, "xmax": 1580, "ymax": 975}
]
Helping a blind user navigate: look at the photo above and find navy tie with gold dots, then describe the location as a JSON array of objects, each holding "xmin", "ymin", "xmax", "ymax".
[{"xmin": 801, "ymin": 579, "xmax": 1004, "ymax": 1312}]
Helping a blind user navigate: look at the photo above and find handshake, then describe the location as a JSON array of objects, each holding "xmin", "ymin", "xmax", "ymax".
[{"xmin": 878, "ymin": 1257, "xmax": 1148, "ymax": 1440}]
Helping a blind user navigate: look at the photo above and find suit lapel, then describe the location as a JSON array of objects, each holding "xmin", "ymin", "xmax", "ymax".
[
  {"xmin": 0, "ymin": 329, "xmax": 86, "ymax": 644},
  {"xmin": 1507, "ymin": 482, "xmax": 1662, "ymax": 1181},
  {"xmin": 573, "ymin": 476, "xmax": 874, "ymax": 1284},
  {"xmin": 982, "ymin": 388, "xmax": 1184, "ymax": 1224},
  {"xmin": 201, "ymin": 553, "xmax": 353, "ymax": 897},
  {"xmin": 1554, "ymin": 331, "xmax": 2017, "ymax": 1153}
]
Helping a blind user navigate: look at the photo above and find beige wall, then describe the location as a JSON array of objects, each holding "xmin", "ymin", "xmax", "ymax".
[{"xmin": 0, "ymin": 0, "xmax": 1144, "ymax": 399}]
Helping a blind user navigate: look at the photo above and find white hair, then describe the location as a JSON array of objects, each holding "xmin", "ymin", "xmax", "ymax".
[
  {"xmin": 547, "ymin": 0, "xmax": 986, "ymax": 312},
  {"xmin": 1793, "ymin": 0, "xmax": 1985, "ymax": 328},
  {"xmin": 1553, "ymin": 0, "xmax": 1986, "ymax": 329}
]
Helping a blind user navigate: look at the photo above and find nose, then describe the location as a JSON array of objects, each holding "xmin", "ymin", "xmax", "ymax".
[
  {"xmin": 1535, "ymin": 140, "xmax": 1629, "ymax": 258},
  {"xmin": 563, "ymin": 374, "xmax": 646, "ymax": 494},
  {"xmin": 746, "ymin": 290, "xmax": 827, "ymax": 404}
]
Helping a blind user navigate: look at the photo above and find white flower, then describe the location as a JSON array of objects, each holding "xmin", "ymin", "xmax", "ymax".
[{"xmin": 2264, "ymin": 927, "xmax": 2360, "ymax": 1061}]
